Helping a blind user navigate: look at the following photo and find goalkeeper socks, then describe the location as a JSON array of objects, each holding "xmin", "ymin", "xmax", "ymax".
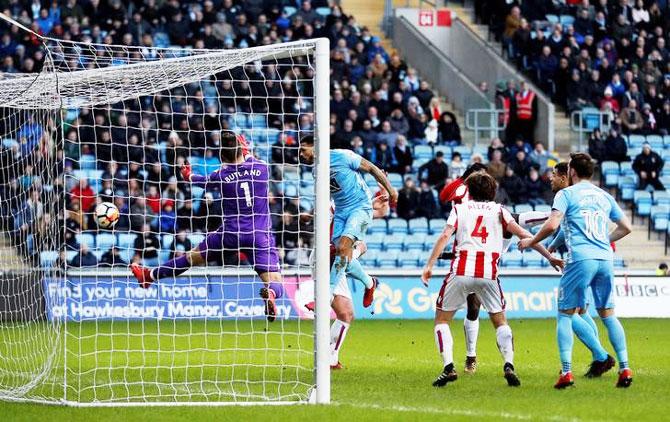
[
  {"xmin": 495, "ymin": 324, "xmax": 514, "ymax": 365},
  {"xmin": 330, "ymin": 319, "xmax": 350, "ymax": 365},
  {"xmin": 580, "ymin": 311, "xmax": 599, "ymax": 338},
  {"xmin": 557, "ymin": 313, "xmax": 574, "ymax": 374},
  {"xmin": 434, "ymin": 323, "xmax": 453, "ymax": 367},
  {"xmin": 572, "ymin": 312, "xmax": 608, "ymax": 361},
  {"xmin": 345, "ymin": 258, "xmax": 374, "ymax": 289},
  {"xmin": 268, "ymin": 282, "xmax": 284, "ymax": 299},
  {"xmin": 463, "ymin": 318, "xmax": 479, "ymax": 357},
  {"xmin": 153, "ymin": 255, "xmax": 191, "ymax": 280},
  {"xmin": 601, "ymin": 315, "xmax": 629, "ymax": 370}
]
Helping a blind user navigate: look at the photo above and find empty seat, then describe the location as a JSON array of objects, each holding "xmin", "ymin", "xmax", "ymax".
[
  {"xmin": 398, "ymin": 250, "xmax": 422, "ymax": 267},
  {"xmin": 117, "ymin": 233, "xmax": 137, "ymax": 250},
  {"xmin": 434, "ymin": 145, "xmax": 451, "ymax": 159},
  {"xmin": 162, "ymin": 234, "xmax": 174, "ymax": 250},
  {"xmin": 628, "ymin": 134, "xmax": 646, "ymax": 148},
  {"xmin": 403, "ymin": 233, "xmax": 427, "ymax": 251},
  {"xmin": 522, "ymin": 250, "xmax": 544, "ymax": 267},
  {"xmin": 75, "ymin": 233, "xmax": 95, "ymax": 248},
  {"xmin": 534, "ymin": 204, "xmax": 552, "ymax": 214},
  {"xmin": 424, "ymin": 233, "xmax": 441, "ymax": 251},
  {"xmin": 388, "ymin": 218, "xmax": 409, "ymax": 235},
  {"xmin": 502, "ymin": 250, "xmax": 523, "ymax": 267},
  {"xmin": 647, "ymin": 135, "xmax": 664, "ymax": 150},
  {"xmin": 409, "ymin": 218, "xmax": 429, "ymax": 234},
  {"xmin": 601, "ymin": 161, "xmax": 620, "ymax": 187},
  {"xmin": 452, "ymin": 145, "xmax": 472, "ymax": 160},
  {"xmin": 429, "ymin": 218, "xmax": 445, "ymax": 234},
  {"xmin": 654, "ymin": 190, "xmax": 670, "ymax": 205},
  {"xmin": 382, "ymin": 235, "xmax": 404, "ymax": 251},
  {"xmin": 96, "ymin": 233, "xmax": 116, "ymax": 251},
  {"xmin": 188, "ymin": 234, "xmax": 205, "ymax": 247},
  {"xmin": 366, "ymin": 233, "xmax": 385, "ymax": 250},
  {"xmin": 368, "ymin": 219, "xmax": 388, "ymax": 234},
  {"xmin": 414, "ymin": 145, "xmax": 433, "ymax": 160},
  {"xmin": 377, "ymin": 250, "xmax": 399, "ymax": 268},
  {"xmin": 40, "ymin": 251, "xmax": 59, "ymax": 268},
  {"xmin": 514, "ymin": 204, "xmax": 533, "ymax": 214},
  {"xmin": 388, "ymin": 173, "xmax": 404, "ymax": 189},
  {"xmin": 359, "ymin": 249, "xmax": 378, "ymax": 267}
]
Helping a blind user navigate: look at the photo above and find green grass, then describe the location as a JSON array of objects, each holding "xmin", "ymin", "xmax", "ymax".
[{"xmin": 1, "ymin": 318, "xmax": 669, "ymax": 421}]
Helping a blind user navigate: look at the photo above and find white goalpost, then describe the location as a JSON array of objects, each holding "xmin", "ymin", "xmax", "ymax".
[{"xmin": 0, "ymin": 13, "xmax": 330, "ymax": 406}]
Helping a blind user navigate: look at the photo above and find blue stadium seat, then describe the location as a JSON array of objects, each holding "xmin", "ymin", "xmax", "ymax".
[
  {"xmin": 40, "ymin": 251, "xmax": 59, "ymax": 268},
  {"xmin": 662, "ymin": 161, "xmax": 670, "ymax": 177},
  {"xmin": 364, "ymin": 173, "xmax": 378, "ymax": 189},
  {"xmin": 601, "ymin": 161, "xmax": 620, "ymax": 187},
  {"xmin": 299, "ymin": 198, "xmax": 314, "ymax": 211},
  {"xmin": 368, "ymin": 219, "xmax": 388, "ymax": 234},
  {"xmin": 433, "ymin": 145, "xmax": 452, "ymax": 160},
  {"xmin": 248, "ymin": 114, "xmax": 268, "ymax": 128},
  {"xmin": 428, "ymin": 218, "xmax": 445, "ymax": 234},
  {"xmin": 117, "ymin": 233, "xmax": 137, "ymax": 250},
  {"xmin": 377, "ymin": 250, "xmax": 399, "ymax": 268},
  {"xmin": 316, "ymin": 7, "xmax": 331, "ymax": 16},
  {"xmin": 388, "ymin": 218, "xmax": 409, "ymax": 235},
  {"xmin": 424, "ymin": 233, "xmax": 440, "ymax": 251},
  {"xmin": 452, "ymin": 145, "xmax": 472, "ymax": 161},
  {"xmin": 414, "ymin": 145, "xmax": 433, "ymax": 160},
  {"xmin": 534, "ymin": 204, "xmax": 552, "ymax": 214},
  {"xmin": 230, "ymin": 113, "xmax": 248, "ymax": 129},
  {"xmin": 662, "ymin": 175, "xmax": 670, "ymax": 188},
  {"xmin": 522, "ymin": 250, "xmax": 544, "ymax": 267},
  {"xmin": 514, "ymin": 204, "xmax": 533, "ymax": 214},
  {"xmin": 283, "ymin": 6, "xmax": 297, "ymax": 16},
  {"xmin": 359, "ymin": 249, "xmax": 378, "ymax": 267},
  {"xmin": 654, "ymin": 190, "xmax": 670, "ymax": 206},
  {"xmin": 96, "ymin": 233, "xmax": 116, "ymax": 251},
  {"xmin": 403, "ymin": 233, "xmax": 426, "ymax": 251},
  {"xmin": 283, "ymin": 182, "xmax": 299, "ymax": 198},
  {"xmin": 628, "ymin": 134, "xmax": 646, "ymax": 148},
  {"xmin": 506, "ymin": 235, "xmax": 519, "ymax": 251},
  {"xmin": 409, "ymin": 218, "xmax": 429, "ymax": 234},
  {"xmin": 366, "ymin": 233, "xmax": 385, "ymax": 250},
  {"xmin": 382, "ymin": 236, "xmax": 404, "ymax": 252},
  {"xmin": 80, "ymin": 154, "xmax": 97, "ymax": 170},
  {"xmin": 162, "ymin": 234, "xmax": 174, "ymax": 250},
  {"xmin": 559, "ymin": 14, "xmax": 575, "ymax": 25},
  {"xmin": 620, "ymin": 162, "xmax": 634, "ymax": 177},
  {"xmin": 502, "ymin": 250, "xmax": 523, "ymax": 268},
  {"xmin": 580, "ymin": 107, "xmax": 601, "ymax": 130},
  {"xmin": 546, "ymin": 14, "xmax": 559, "ymax": 24},
  {"xmin": 650, "ymin": 205, "xmax": 670, "ymax": 235},
  {"xmin": 647, "ymin": 135, "xmax": 664, "ymax": 150},
  {"xmin": 388, "ymin": 172, "xmax": 403, "ymax": 189},
  {"xmin": 188, "ymin": 234, "xmax": 205, "ymax": 247},
  {"xmin": 399, "ymin": 250, "xmax": 422, "ymax": 267},
  {"xmin": 75, "ymin": 233, "xmax": 95, "ymax": 248},
  {"xmin": 664, "ymin": 135, "xmax": 670, "ymax": 149},
  {"xmin": 634, "ymin": 190, "xmax": 653, "ymax": 221},
  {"xmin": 412, "ymin": 157, "xmax": 429, "ymax": 172}
]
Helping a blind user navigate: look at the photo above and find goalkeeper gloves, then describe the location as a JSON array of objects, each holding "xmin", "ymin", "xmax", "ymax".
[{"xmin": 180, "ymin": 161, "xmax": 192, "ymax": 181}]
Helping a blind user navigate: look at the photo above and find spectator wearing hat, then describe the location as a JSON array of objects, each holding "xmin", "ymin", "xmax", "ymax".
[
  {"xmin": 641, "ymin": 103, "xmax": 657, "ymax": 135},
  {"xmin": 633, "ymin": 143, "xmax": 665, "ymax": 190},
  {"xmin": 600, "ymin": 86, "xmax": 621, "ymax": 113},
  {"xmin": 437, "ymin": 111, "xmax": 461, "ymax": 145}
]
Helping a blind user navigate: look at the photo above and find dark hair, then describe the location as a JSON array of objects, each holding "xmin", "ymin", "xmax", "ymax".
[
  {"xmin": 659, "ymin": 262, "xmax": 668, "ymax": 270},
  {"xmin": 219, "ymin": 130, "xmax": 241, "ymax": 162},
  {"xmin": 569, "ymin": 152, "xmax": 594, "ymax": 178},
  {"xmin": 554, "ymin": 161, "xmax": 569, "ymax": 177},
  {"xmin": 300, "ymin": 135, "xmax": 315, "ymax": 145},
  {"xmin": 465, "ymin": 172, "xmax": 497, "ymax": 202}
]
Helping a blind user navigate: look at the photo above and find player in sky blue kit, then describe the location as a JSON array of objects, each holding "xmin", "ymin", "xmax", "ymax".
[
  {"xmin": 519, "ymin": 153, "xmax": 634, "ymax": 389},
  {"xmin": 130, "ymin": 131, "xmax": 283, "ymax": 322},
  {"xmin": 299, "ymin": 135, "xmax": 397, "ymax": 307}
]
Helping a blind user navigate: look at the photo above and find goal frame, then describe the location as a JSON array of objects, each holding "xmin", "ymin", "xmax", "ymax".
[{"xmin": 0, "ymin": 9, "xmax": 331, "ymax": 406}]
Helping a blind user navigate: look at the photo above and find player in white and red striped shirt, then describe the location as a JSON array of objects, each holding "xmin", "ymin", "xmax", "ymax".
[{"xmin": 423, "ymin": 172, "xmax": 562, "ymax": 387}]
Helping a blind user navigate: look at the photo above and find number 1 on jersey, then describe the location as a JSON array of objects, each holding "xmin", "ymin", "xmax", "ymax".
[
  {"xmin": 240, "ymin": 182, "xmax": 252, "ymax": 207},
  {"xmin": 471, "ymin": 215, "xmax": 489, "ymax": 244}
]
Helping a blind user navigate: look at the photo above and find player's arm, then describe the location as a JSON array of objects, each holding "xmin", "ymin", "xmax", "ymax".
[
  {"xmin": 518, "ymin": 209, "xmax": 563, "ymax": 251},
  {"xmin": 609, "ymin": 212, "xmax": 632, "ymax": 242},
  {"xmin": 421, "ymin": 223, "xmax": 455, "ymax": 287},
  {"xmin": 359, "ymin": 158, "xmax": 398, "ymax": 205},
  {"xmin": 548, "ymin": 227, "xmax": 565, "ymax": 253},
  {"xmin": 507, "ymin": 219, "xmax": 563, "ymax": 271},
  {"xmin": 180, "ymin": 160, "xmax": 208, "ymax": 184}
]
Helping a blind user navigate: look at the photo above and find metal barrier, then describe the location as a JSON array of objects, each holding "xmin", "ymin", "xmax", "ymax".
[
  {"xmin": 391, "ymin": 16, "xmax": 492, "ymax": 120},
  {"xmin": 465, "ymin": 108, "xmax": 506, "ymax": 146},
  {"xmin": 570, "ymin": 109, "xmax": 613, "ymax": 151}
]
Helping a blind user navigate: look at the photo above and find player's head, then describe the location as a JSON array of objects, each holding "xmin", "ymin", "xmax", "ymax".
[
  {"xmin": 219, "ymin": 130, "xmax": 242, "ymax": 163},
  {"xmin": 299, "ymin": 135, "xmax": 315, "ymax": 164},
  {"xmin": 465, "ymin": 172, "xmax": 497, "ymax": 202},
  {"xmin": 461, "ymin": 162, "xmax": 488, "ymax": 180},
  {"xmin": 568, "ymin": 152, "xmax": 594, "ymax": 184},
  {"xmin": 551, "ymin": 161, "xmax": 569, "ymax": 192}
]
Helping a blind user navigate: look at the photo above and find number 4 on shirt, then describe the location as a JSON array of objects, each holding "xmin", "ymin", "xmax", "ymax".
[{"xmin": 471, "ymin": 215, "xmax": 489, "ymax": 244}]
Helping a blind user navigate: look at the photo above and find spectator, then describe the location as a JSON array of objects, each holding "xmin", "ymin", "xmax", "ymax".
[
  {"xmin": 416, "ymin": 181, "xmax": 438, "ymax": 218},
  {"xmin": 525, "ymin": 167, "xmax": 546, "ymax": 206},
  {"xmin": 515, "ymin": 81, "xmax": 537, "ymax": 141},
  {"xmin": 658, "ymin": 101, "xmax": 670, "ymax": 135},
  {"xmin": 633, "ymin": 143, "xmax": 665, "ymax": 190},
  {"xmin": 449, "ymin": 152, "xmax": 466, "ymax": 179},
  {"xmin": 418, "ymin": 150, "xmax": 449, "ymax": 192},
  {"xmin": 397, "ymin": 177, "xmax": 420, "ymax": 220},
  {"xmin": 371, "ymin": 140, "xmax": 395, "ymax": 173},
  {"xmin": 600, "ymin": 86, "xmax": 621, "ymax": 113},
  {"xmin": 70, "ymin": 242, "xmax": 97, "ymax": 268},
  {"xmin": 641, "ymin": 103, "xmax": 657, "ymax": 135},
  {"xmin": 488, "ymin": 149, "xmax": 506, "ymax": 181},
  {"xmin": 620, "ymin": 99, "xmax": 644, "ymax": 134},
  {"xmin": 70, "ymin": 177, "xmax": 95, "ymax": 213},
  {"xmin": 437, "ymin": 111, "xmax": 461, "ymax": 145},
  {"xmin": 656, "ymin": 262, "xmax": 668, "ymax": 276},
  {"xmin": 133, "ymin": 224, "xmax": 161, "ymax": 266},
  {"xmin": 424, "ymin": 119, "xmax": 438, "ymax": 144},
  {"xmin": 389, "ymin": 108, "xmax": 410, "ymax": 136},
  {"xmin": 503, "ymin": 6, "xmax": 522, "ymax": 58},
  {"xmin": 171, "ymin": 230, "xmax": 193, "ymax": 259},
  {"xmin": 377, "ymin": 120, "xmax": 398, "ymax": 148},
  {"xmin": 393, "ymin": 135, "xmax": 413, "ymax": 175},
  {"xmin": 509, "ymin": 150, "xmax": 533, "ymax": 178},
  {"xmin": 100, "ymin": 246, "xmax": 127, "ymax": 267},
  {"xmin": 588, "ymin": 129, "xmax": 607, "ymax": 163},
  {"xmin": 488, "ymin": 137, "xmax": 507, "ymax": 161},
  {"xmin": 529, "ymin": 142, "xmax": 557, "ymax": 172},
  {"xmin": 604, "ymin": 128, "xmax": 630, "ymax": 163},
  {"xmin": 500, "ymin": 166, "xmax": 527, "ymax": 204}
]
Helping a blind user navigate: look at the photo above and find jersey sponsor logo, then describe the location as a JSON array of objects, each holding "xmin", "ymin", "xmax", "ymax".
[{"xmin": 329, "ymin": 177, "xmax": 342, "ymax": 193}]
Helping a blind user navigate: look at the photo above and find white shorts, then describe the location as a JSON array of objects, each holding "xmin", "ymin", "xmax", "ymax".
[
  {"xmin": 309, "ymin": 241, "xmax": 364, "ymax": 303},
  {"xmin": 436, "ymin": 274, "xmax": 506, "ymax": 314}
]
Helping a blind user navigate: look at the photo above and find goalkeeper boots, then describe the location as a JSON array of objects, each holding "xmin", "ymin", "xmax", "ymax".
[
  {"xmin": 260, "ymin": 287, "xmax": 277, "ymax": 322},
  {"xmin": 616, "ymin": 368, "xmax": 633, "ymax": 388},
  {"xmin": 363, "ymin": 277, "xmax": 378, "ymax": 308},
  {"xmin": 554, "ymin": 371, "xmax": 575, "ymax": 389},
  {"xmin": 584, "ymin": 355, "xmax": 615, "ymax": 378},
  {"xmin": 130, "ymin": 263, "xmax": 154, "ymax": 289},
  {"xmin": 504, "ymin": 363, "xmax": 521, "ymax": 387},
  {"xmin": 464, "ymin": 356, "xmax": 478, "ymax": 374},
  {"xmin": 432, "ymin": 363, "xmax": 458, "ymax": 387}
]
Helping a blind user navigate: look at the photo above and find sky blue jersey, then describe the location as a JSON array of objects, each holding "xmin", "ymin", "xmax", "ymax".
[
  {"xmin": 552, "ymin": 181, "xmax": 624, "ymax": 263},
  {"xmin": 330, "ymin": 149, "xmax": 372, "ymax": 215}
]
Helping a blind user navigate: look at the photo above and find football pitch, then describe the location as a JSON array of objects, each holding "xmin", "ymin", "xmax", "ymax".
[{"xmin": 1, "ymin": 318, "xmax": 668, "ymax": 421}]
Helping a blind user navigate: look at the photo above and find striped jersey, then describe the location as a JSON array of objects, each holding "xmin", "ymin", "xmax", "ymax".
[{"xmin": 446, "ymin": 201, "xmax": 514, "ymax": 280}]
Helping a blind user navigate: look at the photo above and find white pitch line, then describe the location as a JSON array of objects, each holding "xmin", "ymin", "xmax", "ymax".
[{"xmin": 336, "ymin": 402, "xmax": 586, "ymax": 422}]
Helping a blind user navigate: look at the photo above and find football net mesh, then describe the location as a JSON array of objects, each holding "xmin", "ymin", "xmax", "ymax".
[{"xmin": 0, "ymin": 23, "xmax": 320, "ymax": 404}]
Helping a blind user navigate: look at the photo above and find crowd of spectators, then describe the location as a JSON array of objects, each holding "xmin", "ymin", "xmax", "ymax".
[
  {"xmin": 0, "ymin": 0, "xmax": 586, "ymax": 270},
  {"xmin": 483, "ymin": 0, "xmax": 670, "ymax": 138}
]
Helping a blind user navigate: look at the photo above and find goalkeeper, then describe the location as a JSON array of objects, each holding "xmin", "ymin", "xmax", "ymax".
[{"xmin": 130, "ymin": 131, "xmax": 283, "ymax": 322}]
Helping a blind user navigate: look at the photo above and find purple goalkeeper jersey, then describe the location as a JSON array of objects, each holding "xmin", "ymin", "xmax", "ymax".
[{"xmin": 192, "ymin": 156, "xmax": 272, "ymax": 234}]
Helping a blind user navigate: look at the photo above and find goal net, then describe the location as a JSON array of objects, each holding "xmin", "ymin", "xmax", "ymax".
[{"xmin": 0, "ymin": 16, "xmax": 330, "ymax": 406}]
